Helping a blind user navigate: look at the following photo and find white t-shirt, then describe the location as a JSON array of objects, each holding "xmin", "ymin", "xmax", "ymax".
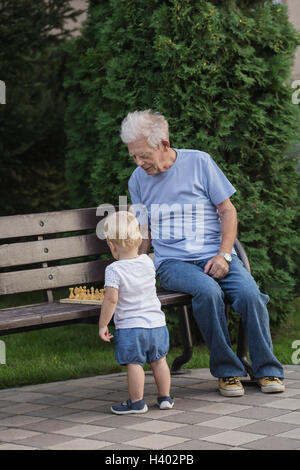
[{"xmin": 104, "ymin": 254, "xmax": 166, "ymax": 330}]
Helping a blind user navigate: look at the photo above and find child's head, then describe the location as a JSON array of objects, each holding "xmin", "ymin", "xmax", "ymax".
[{"xmin": 103, "ymin": 210, "xmax": 142, "ymax": 257}]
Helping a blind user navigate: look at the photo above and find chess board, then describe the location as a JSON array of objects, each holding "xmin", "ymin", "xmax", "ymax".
[
  {"xmin": 59, "ymin": 286, "xmax": 104, "ymax": 306},
  {"xmin": 59, "ymin": 298, "xmax": 103, "ymax": 305}
]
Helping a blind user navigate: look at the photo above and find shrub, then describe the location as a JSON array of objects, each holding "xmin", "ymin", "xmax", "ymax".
[
  {"xmin": 0, "ymin": 0, "xmax": 83, "ymax": 215},
  {"xmin": 64, "ymin": 0, "xmax": 300, "ymax": 325}
]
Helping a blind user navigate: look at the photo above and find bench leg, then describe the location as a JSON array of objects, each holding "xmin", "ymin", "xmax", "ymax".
[
  {"xmin": 171, "ymin": 305, "xmax": 193, "ymax": 374},
  {"xmin": 237, "ymin": 321, "xmax": 254, "ymax": 380}
]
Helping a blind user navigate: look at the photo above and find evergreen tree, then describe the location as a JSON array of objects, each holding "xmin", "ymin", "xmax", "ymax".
[
  {"xmin": 64, "ymin": 0, "xmax": 300, "ymax": 325},
  {"xmin": 0, "ymin": 0, "xmax": 83, "ymax": 215}
]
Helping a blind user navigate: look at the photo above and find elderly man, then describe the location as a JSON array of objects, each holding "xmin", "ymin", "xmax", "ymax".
[{"xmin": 121, "ymin": 109, "xmax": 284, "ymax": 397}]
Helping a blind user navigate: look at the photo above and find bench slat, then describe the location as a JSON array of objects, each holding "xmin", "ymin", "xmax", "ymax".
[
  {"xmin": 0, "ymin": 302, "xmax": 100, "ymax": 331},
  {"xmin": 0, "ymin": 233, "xmax": 107, "ymax": 268},
  {"xmin": 0, "ymin": 260, "xmax": 111, "ymax": 295},
  {"xmin": 0, "ymin": 291, "xmax": 191, "ymax": 332},
  {"xmin": 0, "ymin": 207, "xmax": 111, "ymax": 239}
]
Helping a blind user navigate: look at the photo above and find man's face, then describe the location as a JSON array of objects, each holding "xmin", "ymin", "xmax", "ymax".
[{"xmin": 127, "ymin": 138, "xmax": 165, "ymax": 175}]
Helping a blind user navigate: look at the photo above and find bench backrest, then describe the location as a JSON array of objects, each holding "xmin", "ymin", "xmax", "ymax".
[
  {"xmin": 0, "ymin": 207, "xmax": 251, "ymax": 304},
  {"xmin": 0, "ymin": 207, "xmax": 118, "ymax": 302}
]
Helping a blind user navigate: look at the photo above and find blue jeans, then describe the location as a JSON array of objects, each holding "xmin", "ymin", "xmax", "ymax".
[{"xmin": 157, "ymin": 255, "xmax": 284, "ymax": 379}]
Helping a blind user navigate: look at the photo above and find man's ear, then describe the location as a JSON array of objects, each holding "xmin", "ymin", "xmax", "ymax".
[{"xmin": 161, "ymin": 139, "xmax": 171, "ymax": 150}]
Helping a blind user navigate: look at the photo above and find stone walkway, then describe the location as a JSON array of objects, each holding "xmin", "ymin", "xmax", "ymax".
[{"xmin": 0, "ymin": 365, "xmax": 300, "ymax": 450}]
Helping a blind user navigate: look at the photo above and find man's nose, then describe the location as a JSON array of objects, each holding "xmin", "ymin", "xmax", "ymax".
[{"xmin": 135, "ymin": 157, "xmax": 143, "ymax": 166}]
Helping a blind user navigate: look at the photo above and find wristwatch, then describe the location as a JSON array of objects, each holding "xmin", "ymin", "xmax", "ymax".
[{"xmin": 218, "ymin": 252, "xmax": 232, "ymax": 263}]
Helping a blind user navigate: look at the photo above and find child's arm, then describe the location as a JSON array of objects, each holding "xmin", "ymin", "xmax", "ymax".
[{"xmin": 99, "ymin": 286, "xmax": 118, "ymax": 342}]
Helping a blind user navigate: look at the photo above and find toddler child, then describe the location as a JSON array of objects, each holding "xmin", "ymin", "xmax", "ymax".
[{"xmin": 98, "ymin": 210, "xmax": 174, "ymax": 414}]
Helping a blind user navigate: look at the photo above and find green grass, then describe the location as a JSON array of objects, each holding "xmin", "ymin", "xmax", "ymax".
[{"xmin": 0, "ymin": 297, "xmax": 299, "ymax": 390}]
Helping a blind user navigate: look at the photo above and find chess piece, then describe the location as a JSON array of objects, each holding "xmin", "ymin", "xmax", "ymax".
[
  {"xmin": 90, "ymin": 287, "xmax": 96, "ymax": 300},
  {"xmin": 75, "ymin": 287, "xmax": 80, "ymax": 299},
  {"xmin": 83, "ymin": 286, "xmax": 88, "ymax": 300},
  {"xmin": 69, "ymin": 287, "xmax": 75, "ymax": 299}
]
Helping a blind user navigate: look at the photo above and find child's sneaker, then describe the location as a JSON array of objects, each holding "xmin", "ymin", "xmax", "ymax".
[
  {"xmin": 111, "ymin": 398, "xmax": 148, "ymax": 415},
  {"xmin": 157, "ymin": 396, "xmax": 174, "ymax": 409}
]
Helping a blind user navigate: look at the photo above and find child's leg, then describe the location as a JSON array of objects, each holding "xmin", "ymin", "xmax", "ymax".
[
  {"xmin": 127, "ymin": 363, "xmax": 145, "ymax": 402},
  {"xmin": 150, "ymin": 356, "xmax": 171, "ymax": 397}
]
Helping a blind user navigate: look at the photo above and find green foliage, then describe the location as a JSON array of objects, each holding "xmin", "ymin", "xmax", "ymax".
[
  {"xmin": 0, "ymin": 0, "xmax": 83, "ymax": 215},
  {"xmin": 64, "ymin": 0, "xmax": 300, "ymax": 325}
]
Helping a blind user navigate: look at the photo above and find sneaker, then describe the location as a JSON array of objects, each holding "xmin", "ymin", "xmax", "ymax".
[
  {"xmin": 157, "ymin": 396, "xmax": 174, "ymax": 409},
  {"xmin": 256, "ymin": 377, "xmax": 285, "ymax": 393},
  {"xmin": 111, "ymin": 398, "xmax": 148, "ymax": 415},
  {"xmin": 218, "ymin": 377, "xmax": 245, "ymax": 397}
]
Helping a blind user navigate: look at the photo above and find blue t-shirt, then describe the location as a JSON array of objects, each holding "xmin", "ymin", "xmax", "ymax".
[{"xmin": 128, "ymin": 149, "xmax": 236, "ymax": 269}]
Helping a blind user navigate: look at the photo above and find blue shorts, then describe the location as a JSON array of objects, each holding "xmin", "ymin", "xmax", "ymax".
[{"xmin": 114, "ymin": 326, "xmax": 169, "ymax": 366}]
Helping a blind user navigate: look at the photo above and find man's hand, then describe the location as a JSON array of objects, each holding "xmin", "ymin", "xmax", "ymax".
[
  {"xmin": 204, "ymin": 255, "xmax": 229, "ymax": 279},
  {"xmin": 99, "ymin": 326, "xmax": 114, "ymax": 342}
]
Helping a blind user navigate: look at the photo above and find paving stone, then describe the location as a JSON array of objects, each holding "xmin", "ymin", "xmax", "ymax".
[
  {"xmin": 89, "ymin": 428, "xmax": 152, "ymax": 443},
  {"xmin": 125, "ymin": 419, "xmax": 186, "ymax": 434},
  {"xmin": 26, "ymin": 406, "xmax": 80, "ymax": 418},
  {"xmin": 16, "ymin": 433, "xmax": 74, "ymax": 448},
  {"xmin": 197, "ymin": 415, "xmax": 258, "ymax": 430},
  {"xmin": 0, "ymin": 400, "xmax": 23, "ymax": 409},
  {"xmin": 237, "ymin": 420, "xmax": 299, "ymax": 436},
  {"xmin": 2, "ymin": 403, "xmax": 48, "ymax": 415},
  {"xmin": 270, "ymin": 411, "xmax": 300, "ymax": 425},
  {"xmin": 0, "ymin": 443, "xmax": 38, "ymax": 450},
  {"xmin": 244, "ymin": 436, "xmax": 300, "ymax": 450},
  {"xmin": 0, "ymin": 427, "xmax": 41, "ymax": 442},
  {"xmin": 89, "ymin": 414, "xmax": 150, "ymax": 428},
  {"xmin": 230, "ymin": 406, "xmax": 293, "ymax": 420},
  {"xmin": 99, "ymin": 443, "xmax": 144, "ymax": 450},
  {"xmin": 276, "ymin": 427, "xmax": 300, "ymax": 440},
  {"xmin": 194, "ymin": 402, "xmax": 251, "ymax": 415},
  {"xmin": 263, "ymin": 398, "xmax": 300, "ymax": 411},
  {"xmin": 60, "ymin": 388, "xmax": 102, "ymax": 399},
  {"xmin": 21, "ymin": 418, "xmax": 81, "ymax": 433},
  {"xmin": 53, "ymin": 423, "xmax": 114, "ymax": 437},
  {"xmin": 125, "ymin": 434, "xmax": 189, "ymax": 450},
  {"xmin": 47, "ymin": 438, "xmax": 113, "ymax": 450},
  {"xmin": 165, "ymin": 440, "xmax": 233, "ymax": 450},
  {"xmin": 132, "ymin": 408, "xmax": 184, "ymax": 420},
  {"xmin": 159, "ymin": 411, "xmax": 219, "ymax": 425},
  {"xmin": 200, "ymin": 430, "xmax": 264, "ymax": 446},
  {"xmin": 162, "ymin": 424, "xmax": 226, "ymax": 439},
  {"xmin": 30, "ymin": 395, "xmax": 80, "ymax": 406},
  {"xmin": 0, "ymin": 415, "xmax": 45, "ymax": 428},
  {"xmin": 1, "ymin": 392, "xmax": 53, "ymax": 403},
  {"xmin": 63, "ymin": 399, "xmax": 110, "ymax": 410},
  {"xmin": 55, "ymin": 411, "xmax": 109, "ymax": 424}
]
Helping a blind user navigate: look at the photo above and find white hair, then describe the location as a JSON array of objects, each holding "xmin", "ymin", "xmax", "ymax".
[{"xmin": 120, "ymin": 109, "xmax": 169, "ymax": 148}]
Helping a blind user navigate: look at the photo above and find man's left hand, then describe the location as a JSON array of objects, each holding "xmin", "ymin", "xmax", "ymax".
[{"xmin": 204, "ymin": 255, "xmax": 229, "ymax": 279}]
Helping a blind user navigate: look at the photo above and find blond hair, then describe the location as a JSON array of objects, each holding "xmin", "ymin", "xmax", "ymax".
[{"xmin": 103, "ymin": 211, "xmax": 142, "ymax": 249}]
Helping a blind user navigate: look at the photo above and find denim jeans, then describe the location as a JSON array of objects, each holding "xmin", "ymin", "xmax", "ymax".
[{"xmin": 157, "ymin": 255, "xmax": 284, "ymax": 379}]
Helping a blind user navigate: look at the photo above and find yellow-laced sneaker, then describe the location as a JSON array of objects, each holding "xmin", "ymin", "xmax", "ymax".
[
  {"xmin": 256, "ymin": 377, "xmax": 285, "ymax": 393},
  {"xmin": 218, "ymin": 377, "xmax": 245, "ymax": 397}
]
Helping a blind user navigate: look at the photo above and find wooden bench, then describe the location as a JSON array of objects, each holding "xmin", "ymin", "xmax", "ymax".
[{"xmin": 0, "ymin": 207, "xmax": 253, "ymax": 377}]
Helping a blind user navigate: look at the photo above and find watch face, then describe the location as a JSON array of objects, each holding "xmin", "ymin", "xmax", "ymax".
[{"xmin": 224, "ymin": 254, "xmax": 232, "ymax": 262}]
